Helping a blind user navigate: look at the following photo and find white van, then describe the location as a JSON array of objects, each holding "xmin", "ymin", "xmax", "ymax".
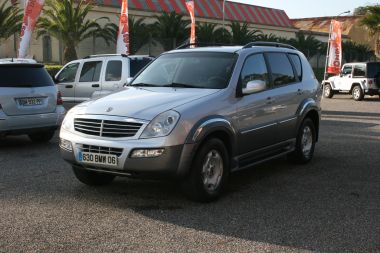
[{"xmin": 55, "ymin": 54, "xmax": 153, "ymax": 103}]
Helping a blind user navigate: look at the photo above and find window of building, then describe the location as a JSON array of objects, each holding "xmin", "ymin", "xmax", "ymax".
[
  {"xmin": 43, "ymin": 36, "xmax": 52, "ymax": 63},
  {"xmin": 266, "ymin": 53, "xmax": 296, "ymax": 86}
]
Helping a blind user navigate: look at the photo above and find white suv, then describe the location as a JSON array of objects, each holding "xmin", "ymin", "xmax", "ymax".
[
  {"xmin": 55, "ymin": 54, "xmax": 153, "ymax": 103},
  {"xmin": 323, "ymin": 62, "xmax": 380, "ymax": 101}
]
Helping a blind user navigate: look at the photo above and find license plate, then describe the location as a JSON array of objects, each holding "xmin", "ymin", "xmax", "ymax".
[
  {"xmin": 18, "ymin": 97, "xmax": 43, "ymax": 106},
  {"xmin": 78, "ymin": 152, "xmax": 118, "ymax": 167}
]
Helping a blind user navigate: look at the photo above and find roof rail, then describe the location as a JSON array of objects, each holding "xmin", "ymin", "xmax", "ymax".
[
  {"xmin": 84, "ymin": 54, "xmax": 128, "ymax": 59},
  {"xmin": 175, "ymin": 42, "xmax": 233, "ymax": 50},
  {"xmin": 242, "ymin": 41, "xmax": 297, "ymax": 50}
]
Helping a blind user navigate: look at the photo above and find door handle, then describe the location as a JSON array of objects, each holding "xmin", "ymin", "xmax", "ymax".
[
  {"xmin": 65, "ymin": 85, "xmax": 73, "ymax": 88},
  {"xmin": 297, "ymin": 89, "xmax": 304, "ymax": 95},
  {"xmin": 92, "ymin": 84, "xmax": 100, "ymax": 88}
]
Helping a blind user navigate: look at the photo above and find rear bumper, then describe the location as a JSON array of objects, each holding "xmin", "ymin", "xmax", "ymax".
[
  {"xmin": 365, "ymin": 88, "xmax": 380, "ymax": 96},
  {"xmin": 0, "ymin": 106, "xmax": 65, "ymax": 134}
]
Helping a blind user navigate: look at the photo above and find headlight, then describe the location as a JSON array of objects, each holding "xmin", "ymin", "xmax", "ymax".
[
  {"xmin": 61, "ymin": 109, "xmax": 75, "ymax": 131},
  {"xmin": 140, "ymin": 110, "xmax": 180, "ymax": 138}
]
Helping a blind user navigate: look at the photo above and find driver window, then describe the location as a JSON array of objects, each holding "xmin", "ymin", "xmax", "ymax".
[
  {"xmin": 56, "ymin": 63, "xmax": 79, "ymax": 83},
  {"xmin": 240, "ymin": 54, "xmax": 268, "ymax": 90},
  {"xmin": 342, "ymin": 66, "xmax": 352, "ymax": 76}
]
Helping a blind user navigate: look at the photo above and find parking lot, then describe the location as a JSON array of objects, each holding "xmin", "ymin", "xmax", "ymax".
[{"xmin": 0, "ymin": 95, "xmax": 379, "ymax": 252}]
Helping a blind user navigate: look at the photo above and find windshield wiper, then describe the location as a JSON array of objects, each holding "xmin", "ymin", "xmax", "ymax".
[
  {"xmin": 164, "ymin": 83, "xmax": 200, "ymax": 88},
  {"xmin": 131, "ymin": 83, "xmax": 157, "ymax": 87}
]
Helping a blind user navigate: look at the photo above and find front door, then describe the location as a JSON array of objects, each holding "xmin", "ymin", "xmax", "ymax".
[
  {"xmin": 75, "ymin": 60, "xmax": 103, "ymax": 102},
  {"xmin": 336, "ymin": 65, "xmax": 353, "ymax": 91},
  {"xmin": 55, "ymin": 62, "xmax": 80, "ymax": 102}
]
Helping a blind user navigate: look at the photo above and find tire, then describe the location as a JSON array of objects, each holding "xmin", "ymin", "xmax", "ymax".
[
  {"xmin": 323, "ymin": 84, "xmax": 334, "ymax": 98},
  {"xmin": 181, "ymin": 138, "xmax": 230, "ymax": 202},
  {"xmin": 28, "ymin": 130, "xmax": 55, "ymax": 143},
  {"xmin": 288, "ymin": 118, "xmax": 316, "ymax": 164},
  {"xmin": 352, "ymin": 85, "xmax": 364, "ymax": 101},
  {"xmin": 72, "ymin": 166, "xmax": 115, "ymax": 186}
]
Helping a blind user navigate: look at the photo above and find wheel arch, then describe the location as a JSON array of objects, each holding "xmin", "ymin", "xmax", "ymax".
[
  {"xmin": 296, "ymin": 98, "xmax": 321, "ymax": 142},
  {"xmin": 350, "ymin": 82, "xmax": 363, "ymax": 94}
]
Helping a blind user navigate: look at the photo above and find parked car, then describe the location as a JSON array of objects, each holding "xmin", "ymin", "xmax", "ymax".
[
  {"xmin": 0, "ymin": 59, "xmax": 66, "ymax": 142},
  {"xmin": 322, "ymin": 62, "xmax": 380, "ymax": 101},
  {"xmin": 55, "ymin": 54, "xmax": 154, "ymax": 103},
  {"xmin": 60, "ymin": 42, "xmax": 322, "ymax": 202}
]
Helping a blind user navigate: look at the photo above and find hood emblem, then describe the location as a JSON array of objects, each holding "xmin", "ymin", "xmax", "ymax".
[{"xmin": 106, "ymin": 107, "xmax": 113, "ymax": 112}]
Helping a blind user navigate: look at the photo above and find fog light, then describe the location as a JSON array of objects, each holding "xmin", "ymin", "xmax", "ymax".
[
  {"xmin": 130, "ymin": 149, "xmax": 165, "ymax": 158},
  {"xmin": 59, "ymin": 138, "xmax": 73, "ymax": 152}
]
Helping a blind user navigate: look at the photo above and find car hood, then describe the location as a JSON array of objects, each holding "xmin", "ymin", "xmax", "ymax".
[{"xmin": 78, "ymin": 87, "xmax": 220, "ymax": 120}]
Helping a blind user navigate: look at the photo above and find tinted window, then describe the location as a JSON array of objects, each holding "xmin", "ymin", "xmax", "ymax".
[
  {"xmin": 0, "ymin": 65, "xmax": 54, "ymax": 87},
  {"xmin": 57, "ymin": 63, "xmax": 79, "ymax": 83},
  {"xmin": 130, "ymin": 58, "xmax": 152, "ymax": 77},
  {"xmin": 266, "ymin": 53, "xmax": 296, "ymax": 86},
  {"xmin": 105, "ymin": 61, "xmax": 122, "ymax": 81},
  {"xmin": 342, "ymin": 66, "xmax": 352, "ymax": 75},
  {"xmin": 289, "ymin": 54, "xmax": 302, "ymax": 80},
  {"xmin": 240, "ymin": 54, "xmax": 269, "ymax": 90},
  {"xmin": 367, "ymin": 63, "xmax": 380, "ymax": 78},
  {"xmin": 132, "ymin": 53, "xmax": 236, "ymax": 89},
  {"xmin": 353, "ymin": 65, "xmax": 366, "ymax": 77},
  {"xmin": 79, "ymin": 61, "xmax": 102, "ymax": 82}
]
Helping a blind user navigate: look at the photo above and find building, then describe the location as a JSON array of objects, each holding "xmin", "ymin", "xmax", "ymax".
[{"xmin": 0, "ymin": 0, "xmax": 298, "ymax": 64}]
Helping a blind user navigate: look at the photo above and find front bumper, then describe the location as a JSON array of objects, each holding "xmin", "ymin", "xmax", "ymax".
[
  {"xmin": 0, "ymin": 106, "xmax": 65, "ymax": 134},
  {"xmin": 60, "ymin": 129, "xmax": 195, "ymax": 178}
]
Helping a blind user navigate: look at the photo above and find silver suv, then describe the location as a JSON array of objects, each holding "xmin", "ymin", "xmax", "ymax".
[
  {"xmin": 60, "ymin": 42, "xmax": 321, "ymax": 202},
  {"xmin": 0, "ymin": 61, "xmax": 66, "ymax": 142}
]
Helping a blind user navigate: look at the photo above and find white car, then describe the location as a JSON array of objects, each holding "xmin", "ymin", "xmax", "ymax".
[
  {"xmin": 55, "ymin": 54, "xmax": 153, "ymax": 103},
  {"xmin": 323, "ymin": 62, "xmax": 380, "ymax": 101}
]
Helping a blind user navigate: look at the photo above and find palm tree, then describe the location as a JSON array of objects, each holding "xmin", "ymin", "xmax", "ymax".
[
  {"xmin": 288, "ymin": 31, "xmax": 322, "ymax": 59},
  {"xmin": 343, "ymin": 41, "xmax": 375, "ymax": 62},
  {"xmin": 195, "ymin": 23, "xmax": 231, "ymax": 44},
  {"xmin": 37, "ymin": 0, "xmax": 116, "ymax": 63},
  {"xmin": 256, "ymin": 33, "xmax": 281, "ymax": 42},
  {"xmin": 0, "ymin": 1, "xmax": 22, "ymax": 42},
  {"xmin": 151, "ymin": 11, "xmax": 190, "ymax": 51},
  {"xmin": 360, "ymin": 5, "xmax": 380, "ymax": 37},
  {"xmin": 229, "ymin": 22, "xmax": 262, "ymax": 45}
]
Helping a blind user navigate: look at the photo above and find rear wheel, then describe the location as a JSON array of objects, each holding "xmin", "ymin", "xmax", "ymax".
[
  {"xmin": 28, "ymin": 130, "xmax": 55, "ymax": 143},
  {"xmin": 72, "ymin": 166, "xmax": 115, "ymax": 186},
  {"xmin": 181, "ymin": 138, "xmax": 229, "ymax": 202},
  {"xmin": 288, "ymin": 118, "xmax": 316, "ymax": 164},
  {"xmin": 352, "ymin": 85, "xmax": 364, "ymax": 101},
  {"xmin": 323, "ymin": 84, "xmax": 334, "ymax": 98}
]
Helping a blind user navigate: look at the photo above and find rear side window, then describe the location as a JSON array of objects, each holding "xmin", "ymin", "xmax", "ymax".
[
  {"xmin": 0, "ymin": 65, "xmax": 54, "ymax": 87},
  {"xmin": 79, "ymin": 61, "xmax": 102, "ymax": 82},
  {"xmin": 240, "ymin": 54, "xmax": 269, "ymax": 89},
  {"xmin": 353, "ymin": 65, "xmax": 366, "ymax": 77},
  {"xmin": 289, "ymin": 54, "xmax": 302, "ymax": 80},
  {"xmin": 130, "ymin": 58, "xmax": 152, "ymax": 77},
  {"xmin": 56, "ymin": 63, "xmax": 79, "ymax": 83},
  {"xmin": 266, "ymin": 53, "xmax": 296, "ymax": 86},
  {"xmin": 105, "ymin": 61, "xmax": 122, "ymax": 81}
]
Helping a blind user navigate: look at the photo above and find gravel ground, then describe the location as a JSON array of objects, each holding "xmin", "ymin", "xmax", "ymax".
[{"xmin": 0, "ymin": 95, "xmax": 379, "ymax": 253}]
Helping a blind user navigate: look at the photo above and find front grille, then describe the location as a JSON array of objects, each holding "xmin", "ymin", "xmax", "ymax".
[
  {"xmin": 79, "ymin": 144, "xmax": 123, "ymax": 157},
  {"xmin": 74, "ymin": 118, "xmax": 143, "ymax": 138}
]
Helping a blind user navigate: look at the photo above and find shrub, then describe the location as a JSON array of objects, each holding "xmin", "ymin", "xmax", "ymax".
[{"xmin": 45, "ymin": 65, "xmax": 63, "ymax": 77}]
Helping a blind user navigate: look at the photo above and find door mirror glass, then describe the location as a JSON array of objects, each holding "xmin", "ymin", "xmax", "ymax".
[{"xmin": 243, "ymin": 80, "xmax": 266, "ymax": 95}]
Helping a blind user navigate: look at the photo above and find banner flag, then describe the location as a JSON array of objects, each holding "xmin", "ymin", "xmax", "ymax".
[
  {"xmin": 18, "ymin": 0, "xmax": 45, "ymax": 58},
  {"xmin": 116, "ymin": 0, "xmax": 129, "ymax": 55},
  {"xmin": 327, "ymin": 20, "xmax": 342, "ymax": 74},
  {"xmin": 185, "ymin": 0, "xmax": 196, "ymax": 47}
]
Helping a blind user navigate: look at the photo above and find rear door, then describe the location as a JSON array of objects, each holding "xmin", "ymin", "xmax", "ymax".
[
  {"xmin": 55, "ymin": 61, "xmax": 80, "ymax": 102},
  {"xmin": 75, "ymin": 60, "xmax": 103, "ymax": 102},
  {"xmin": 0, "ymin": 64, "xmax": 57, "ymax": 116}
]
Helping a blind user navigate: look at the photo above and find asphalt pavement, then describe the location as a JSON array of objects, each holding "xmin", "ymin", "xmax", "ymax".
[{"xmin": 0, "ymin": 95, "xmax": 379, "ymax": 252}]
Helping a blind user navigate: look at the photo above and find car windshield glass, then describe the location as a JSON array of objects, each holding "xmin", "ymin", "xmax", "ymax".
[
  {"xmin": 131, "ymin": 52, "xmax": 236, "ymax": 89},
  {"xmin": 367, "ymin": 63, "xmax": 380, "ymax": 78},
  {"xmin": 0, "ymin": 65, "xmax": 54, "ymax": 87}
]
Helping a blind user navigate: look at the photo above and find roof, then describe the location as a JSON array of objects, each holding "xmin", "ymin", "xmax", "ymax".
[
  {"xmin": 291, "ymin": 16, "xmax": 363, "ymax": 35},
  {"xmin": 96, "ymin": 0, "xmax": 294, "ymax": 28}
]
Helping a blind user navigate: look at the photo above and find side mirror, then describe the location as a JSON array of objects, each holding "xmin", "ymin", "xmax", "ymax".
[{"xmin": 242, "ymin": 80, "xmax": 266, "ymax": 95}]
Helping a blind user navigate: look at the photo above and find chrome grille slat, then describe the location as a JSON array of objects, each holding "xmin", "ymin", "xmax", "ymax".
[
  {"xmin": 74, "ymin": 118, "xmax": 143, "ymax": 138},
  {"xmin": 79, "ymin": 144, "xmax": 123, "ymax": 157}
]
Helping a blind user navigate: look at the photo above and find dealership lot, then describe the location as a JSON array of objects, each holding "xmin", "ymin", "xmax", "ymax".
[{"xmin": 0, "ymin": 95, "xmax": 379, "ymax": 252}]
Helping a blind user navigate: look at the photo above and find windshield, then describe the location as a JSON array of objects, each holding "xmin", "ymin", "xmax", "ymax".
[
  {"xmin": 131, "ymin": 52, "xmax": 236, "ymax": 89},
  {"xmin": 367, "ymin": 63, "xmax": 380, "ymax": 78}
]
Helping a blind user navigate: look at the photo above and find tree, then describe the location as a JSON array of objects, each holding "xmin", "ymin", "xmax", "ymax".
[
  {"xmin": 151, "ymin": 11, "xmax": 190, "ymax": 51},
  {"xmin": 37, "ymin": 0, "xmax": 116, "ymax": 63},
  {"xmin": 195, "ymin": 23, "xmax": 231, "ymax": 44},
  {"xmin": 359, "ymin": 5, "xmax": 380, "ymax": 37},
  {"xmin": 288, "ymin": 31, "xmax": 322, "ymax": 59},
  {"xmin": 0, "ymin": 1, "xmax": 22, "ymax": 43},
  {"xmin": 229, "ymin": 22, "xmax": 262, "ymax": 45},
  {"xmin": 343, "ymin": 41, "xmax": 374, "ymax": 62},
  {"xmin": 256, "ymin": 33, "xmax": 281, "ymax": 42}
]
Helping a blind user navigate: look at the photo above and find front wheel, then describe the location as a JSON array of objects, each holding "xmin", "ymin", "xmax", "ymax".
[
  {"xmin": 181, "ymin": 138, "xmax": 230, "ymax": 202},
  {"xmin": 352, "ymin": 85, "xmax": 364, "ymax": 101},
  {"xmin": 323, "ymin": 84, "xmax": 334, "ymax": 98},
  {"xmin": 28, "ymin": 130, "xmax": 55, "ymax": 143},
  {"xmin": 72, "ymin": 166, "xmax": 115, "ymax": 186},
  {"xmin": 288, "ymin": 118, "xmax": 316, "ymax": 164}
]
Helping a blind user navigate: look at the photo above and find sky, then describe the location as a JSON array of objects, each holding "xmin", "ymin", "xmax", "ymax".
[{"xmin": 230, "ymin": 0, "xmax": 378, "ymax": 19}]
